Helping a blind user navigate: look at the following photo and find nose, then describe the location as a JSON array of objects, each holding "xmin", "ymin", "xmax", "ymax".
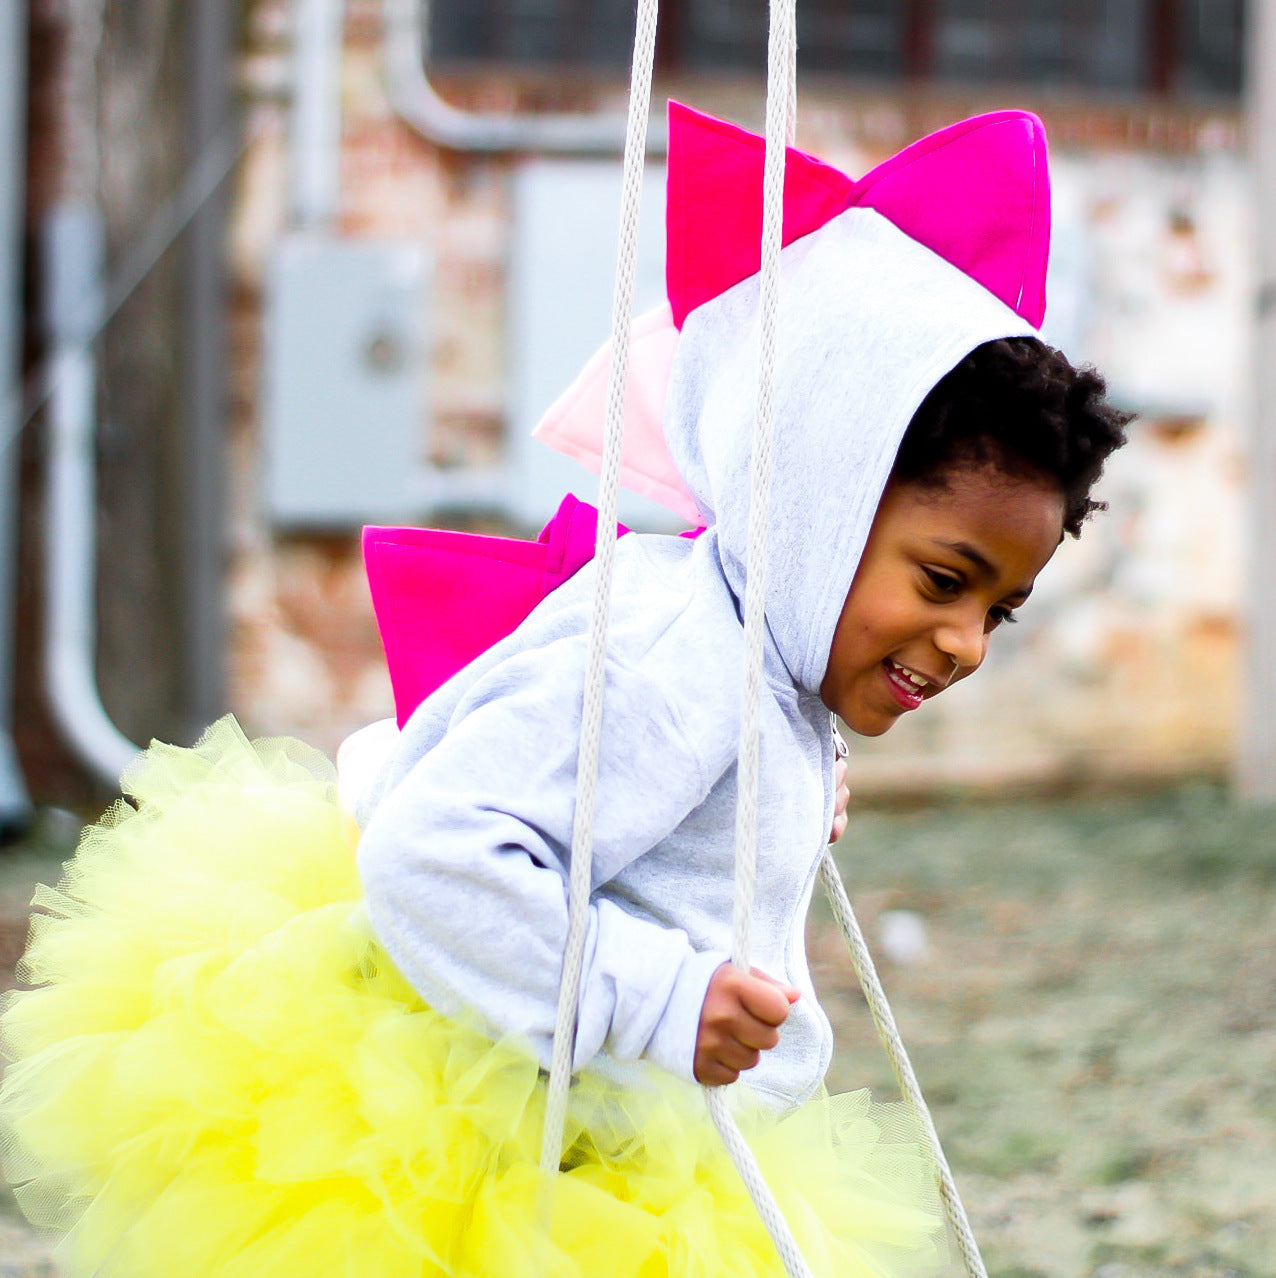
[{"xmin": 934, "ymin": 613, "xmax": 987, "ymax": 678}]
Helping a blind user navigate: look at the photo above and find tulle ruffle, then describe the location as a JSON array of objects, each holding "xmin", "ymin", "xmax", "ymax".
[{"xmin": 0, "ymin": 717, "xmax": 945, "ymax": 1277}]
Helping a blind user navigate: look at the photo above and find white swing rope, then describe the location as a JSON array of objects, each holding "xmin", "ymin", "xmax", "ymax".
[
  {"xmin": 540, "ymin": 1, "xmax": 990, "ymax": 1274},
  {"xmin": 699, "ymin": 3, "xmax": 818, "ymax": 1277},
  {"xmin": 536, "ymin": 1, "xmax": 813, "ymax": 1262},
  {"xmin": 539, "ymin": 0, "xmax": 662, "ymax": 1176},
  {"xmin": 819, "ymin": 853, "xmax": 989, "ymax": 1277},
  {"xmin": 698, "ymin": 6, "xmax": 992, "ymax": 1271}
]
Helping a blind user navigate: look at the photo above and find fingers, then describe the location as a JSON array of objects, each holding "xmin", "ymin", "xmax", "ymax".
[
  {"xmin": 829, "ymin": 757, "xmax": 850, "ymax": 843},
  {"xmin": 717, "ymin": 1037, "xmax": 763, "ymax": 1072},
  {"xmin": 696, "ymin": 1057, "xmax": 743, "ymax": 1087},
  {"xmin": 695, "ymin": 1037, "xmax": 761, "ymax": 1085},
  {"xmin": 693, "ymin": 964, "xmax": 800, "ymax": 1086},
  {"xmin": 741, "ymin": 967, "xmax": 801, "ymax": 1020}
]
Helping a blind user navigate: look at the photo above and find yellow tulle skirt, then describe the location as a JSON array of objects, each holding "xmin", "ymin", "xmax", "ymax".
[{"xmin": 0, "ymin": 718, "xmax": 946, "ymax": 1278}]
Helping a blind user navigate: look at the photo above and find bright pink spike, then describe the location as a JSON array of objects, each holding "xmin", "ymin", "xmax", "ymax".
[
  {"xmin": 665, "ymin": 101, "xmax": 1051, "ymax": 329},
  {"xmin": 364, "ymin": 495, "xmax": 622, "ymax": 726},
  {"xmin": 849, "ymin": 110, "xmax": 1050, "ymax": 328},
  {"xmin": 666, "ymin": 101, "xmax": 855, "ymax": 329}
]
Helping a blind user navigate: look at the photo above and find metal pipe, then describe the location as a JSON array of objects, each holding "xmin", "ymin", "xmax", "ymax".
[
  {"xmin": 43, "ymin": 205, "xmax": 141, "ymax": 789},
  {"xmin": 1238, "ymin": 0, "xmax": 1276, "ymax": 799},
  {"xmin": 177, "ymin": 0, "xmax": 237, "ymax": 738},
  {"xmin": 0, "ymin": 0, "xmax": 33, "ymax": 829},
  {"xmin": 378, "ymin": 0, "xmax": 670, "ymax": 516},
  {"xmin": 382, "ymin": 0, "xmax": 668, "ymax": 156},
  {"xmin": 292, "ymin": 0, "xmax": 346, "ymax": 228}
]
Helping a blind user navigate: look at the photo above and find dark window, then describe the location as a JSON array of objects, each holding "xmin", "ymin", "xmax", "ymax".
[
  {"xmin": 928, "ymin": 0, "xmax": 1150, "ymax": 90},
  {"xmin": 427, "ymin": 0, "xmax": 1245, "ymax": 97},
  {"xmin": 1176, "ymin": 0, "xmax": 1246, "ymax": 94},
  {"xmin": 675, "ymin": 1, "xmax": 908, "ymax": 77},
  {"xmin": 430, "ymin": 0, "xmax": 636, "ymax": 71}
]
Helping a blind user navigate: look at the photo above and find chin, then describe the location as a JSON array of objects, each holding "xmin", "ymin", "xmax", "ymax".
[{"xmin": 838, "ymin": 709, "xmax": 898, "ymax": 738}]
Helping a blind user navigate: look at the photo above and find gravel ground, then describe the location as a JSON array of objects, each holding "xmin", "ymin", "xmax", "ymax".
[
  {"xmin": 0, "ymin": 785, "xmax": 1271, "ymax": 1277},
  {"xmin": 816, "ymin": 785, "xmax": 1276, "ymax": 1278}
]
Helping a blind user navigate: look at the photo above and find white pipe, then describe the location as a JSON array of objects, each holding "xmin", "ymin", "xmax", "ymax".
[
  {"xmin": 379, "ymin": 0, "xmax": 669, "ymax": 516},
  {"xmin": 43, "ymin": 206, "xmax": 141, "ymax": 790},
  {"xmin": 1238, "ymin": 0, "xmax": 1276, "ymax": 799},
  {"xmin": 382, "ymin": 0, "xmax": 667, "ymax": 156},
  {"xmin": 291, "ymin": 0, "xmax": 346, "ymax": 229},
  {"xmin": 0, "ymin": 0, "xmax": 32, "ymax": 828}
]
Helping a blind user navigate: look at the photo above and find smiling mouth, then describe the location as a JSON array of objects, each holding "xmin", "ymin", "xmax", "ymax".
[{"xmin": 883, "ymin": 659, "xmax": 929, "ymax": 711}]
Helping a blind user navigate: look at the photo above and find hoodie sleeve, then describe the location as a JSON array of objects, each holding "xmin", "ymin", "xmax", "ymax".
[{"xmin": 356, "ymin": 633, "xmax": 733, "ymax": 1083}]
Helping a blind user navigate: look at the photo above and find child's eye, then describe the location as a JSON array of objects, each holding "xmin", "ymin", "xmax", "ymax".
[
  {"xmin": 923, "ymin": 568, "xmax": 962, "ymax": 596},
  {"xmin": 988, "ymin": 606, "xmax": 1018, "ymax": 628}
]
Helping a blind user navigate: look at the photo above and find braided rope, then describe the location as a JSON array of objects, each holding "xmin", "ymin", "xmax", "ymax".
[
  {"xmin": 727, "ymin": 0, "xmax": 795, "ymax": 981},
  {"xmin": 819, "ymin": 851, "xmax": 989, "ymax": 1277},
  {"xmin": 698, "ymin": 6, "xmax": 817, "ymax": 1278},
  {"xmin": 704, "ymin": 1087, "xmax": 814, "ymax": 1278},
  {"xmin": 537, "ymin": 5, "xmax": 987, "ymax": 1276},
  {"xmin": 539, "ymin": 0, "xmax": 661, "ymax": 1175}
]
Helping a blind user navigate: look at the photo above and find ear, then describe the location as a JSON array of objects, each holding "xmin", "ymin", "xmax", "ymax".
[
  {"xmin": 665, "ymin": 102, "xmax": 1050, "ymax": 329},
  {"xmin": 849, "ymin": 110, "xmax": 1050, "ymax": 328}
]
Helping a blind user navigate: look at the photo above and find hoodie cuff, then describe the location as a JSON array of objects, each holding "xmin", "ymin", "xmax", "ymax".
[{"xmin": 644, "ymin": 947, "xmax": 731, "ymax": 1083}]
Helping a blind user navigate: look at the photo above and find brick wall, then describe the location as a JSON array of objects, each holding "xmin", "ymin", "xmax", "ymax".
[{"xmin": 26, "ymin": 0, "xmax": 1247, "ymax": 793}]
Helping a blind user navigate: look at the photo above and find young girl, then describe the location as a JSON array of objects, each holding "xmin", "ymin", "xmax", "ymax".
[{"xmin": 0, "ymin": 106, "xmax": 1127, "ymax": 1277}]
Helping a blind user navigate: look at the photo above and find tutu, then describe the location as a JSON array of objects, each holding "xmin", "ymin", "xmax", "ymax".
[{"xmin": 0, "ymin": 718, "xmax": 945, "ymax": 1278}]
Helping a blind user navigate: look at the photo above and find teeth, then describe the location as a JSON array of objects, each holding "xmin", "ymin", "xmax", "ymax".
[{"xmin": 892, "ymin": 662, "xmax": 927, "ymax": 688}]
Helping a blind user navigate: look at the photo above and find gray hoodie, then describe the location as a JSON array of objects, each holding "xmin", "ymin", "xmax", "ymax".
[{"xmin": 348, "ymin": 208, "xmax": 1032, "ymax": 1109}]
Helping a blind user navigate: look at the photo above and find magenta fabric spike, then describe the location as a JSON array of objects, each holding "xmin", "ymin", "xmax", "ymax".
[
  {"xmin": 369, "ymin": 102, "xmax": 1052, "ymax": 724},
  {"xmin": 666, "ymin": 101, "xmax": 855, "ymax": 329},
  {"xmin": 364, "ymin": 495, "xmax": 622, "ymax": 727},
  {"xmin": 851, "ymin": 110, "xmax": 1050, "ymax": 328},
  {"xmin": 665, "ymin": 101, "xmax": 1050, "ymax": 329}
]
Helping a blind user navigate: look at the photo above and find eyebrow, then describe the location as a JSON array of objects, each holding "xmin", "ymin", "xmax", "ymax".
[{"xmin": 935, "ymin": 540, "xmax": 1034, "ymax": 600}]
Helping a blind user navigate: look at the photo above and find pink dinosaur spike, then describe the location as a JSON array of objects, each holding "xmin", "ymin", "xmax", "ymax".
[
  {"xmin": 531, "ymin": 301, "xmax": 699, "ymax": 525},
  {"xmin": 666, "ymin": 101, "xmax": 855, "ymax": 329},
  {"xmin": 538, "ymin": 104, "xmax": 1052, "ymax": 520},
  {"xmin": 369, "ymin": 104, "xmax": 1054, "ymax": 723},
  {"xmin": 666, "ymin": 101, "xmax": 1050, "ymax": 328},
  {"xmin": 364, "ymin": 495, "xmax": 623, "ymax": 726},
  {"xmin": 850, "ymin": 110, "xmax": 1050, "ymax": 327}
]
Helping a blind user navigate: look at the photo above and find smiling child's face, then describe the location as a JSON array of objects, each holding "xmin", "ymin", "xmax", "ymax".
[{"xmin": 820, "ymin": 463, "xmax": 1067, "ymax": 737}]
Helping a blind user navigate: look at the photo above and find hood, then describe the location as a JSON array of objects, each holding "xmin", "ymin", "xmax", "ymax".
[{"xmin": 662, "ymin": 206, "xmax": 1034, "ymax": 695}]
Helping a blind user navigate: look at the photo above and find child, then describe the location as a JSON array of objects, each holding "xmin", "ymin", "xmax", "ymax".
[{"xmin": 0, "ymin": 106, "xmax": 1128, "ymax": 1278}]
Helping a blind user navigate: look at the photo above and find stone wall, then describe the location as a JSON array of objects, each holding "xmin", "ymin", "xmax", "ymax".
[{"xmin": 227, "ymin": 1, "xmax": 1249, "ymax": 787}]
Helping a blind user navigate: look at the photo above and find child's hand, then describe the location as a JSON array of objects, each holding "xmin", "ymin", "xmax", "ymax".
[
  {"xmin": 829, "ymin": 757, "xmax": 849, "ymax": 843},
  {"xmin": 694, "ymin": 963, "xmax": 800, "ymax": 1086}
]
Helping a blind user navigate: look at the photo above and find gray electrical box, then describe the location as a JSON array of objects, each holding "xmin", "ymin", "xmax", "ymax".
[
  {"xmin": 507, "ymin": 159, "xmax": 679, "ymax": 531},
  {"xmin": 263, "ymin": 235, "xmax": 428, "ymax": 527}
]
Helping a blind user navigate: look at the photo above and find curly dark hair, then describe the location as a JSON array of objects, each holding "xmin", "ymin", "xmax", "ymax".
[{"xmin": 891, "ymin": 337, "xmax": 1131, "ymax": 537}]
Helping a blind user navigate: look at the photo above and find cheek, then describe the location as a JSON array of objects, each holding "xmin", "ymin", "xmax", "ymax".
[
  {"xmin": 853, "ymin": 594, "xmax": 921, "ymax": 650},
  {"xmin": 834, "ymin": 613, "xmax": 886, "ymax": 673}
]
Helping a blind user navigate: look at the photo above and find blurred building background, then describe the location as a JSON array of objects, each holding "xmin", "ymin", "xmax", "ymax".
[{"xmin": 4, "ymin": 0, "xmax": 1259, "ymax": 807}]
